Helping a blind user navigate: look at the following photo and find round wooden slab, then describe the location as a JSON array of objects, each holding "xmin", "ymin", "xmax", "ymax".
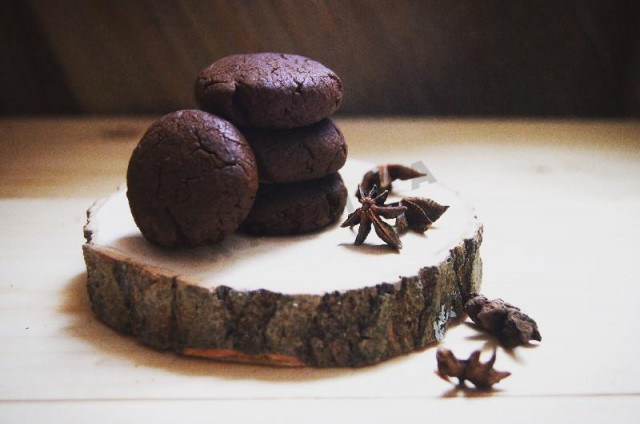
[{"xmin": 82, "ymin": 160, "xmax": 483, "ymax": 367}]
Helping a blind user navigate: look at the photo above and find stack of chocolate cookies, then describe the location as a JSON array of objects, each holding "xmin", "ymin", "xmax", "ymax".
[
  {"xmin": 126, "ymin": 53, "xmax": 348, "ymax": 248},
  {"xmin": 194, "ymin": 53, "xmax": 348, "ymax": 236}
]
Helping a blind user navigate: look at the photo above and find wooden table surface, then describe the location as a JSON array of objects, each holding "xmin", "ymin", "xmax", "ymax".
[{"xmin": 1, "ymin": 117, "xmax": 639, "ymax": 423}]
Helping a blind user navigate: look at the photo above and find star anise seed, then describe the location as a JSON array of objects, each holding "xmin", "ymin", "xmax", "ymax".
[
  {"xmin": 400, "ymin": 198, "xmax": 433, "ymax": 232},
  {"xmin": 341, "ymin": 185, "xmax": 406, "ymax": 250},
  {"xmin": 390, "ymin": 197, "xmax": 449, "ymax": 234},
  {"xmin": 403, "ymin": 197, "xmax": 449, "ymax": 222}
]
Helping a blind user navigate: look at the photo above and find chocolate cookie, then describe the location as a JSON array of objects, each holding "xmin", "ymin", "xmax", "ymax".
[
  {"xmin": 244, "ymin": 119, "xmax": 347, "ymax": 183},
  {"xmin": 127, "ymin": 110, "xmax": 258, "ymax": 248},
  {"xmin": 195, "ymin": 53, "xmax": 343, "ymax": 129},
  {"xmin": 242, "ymin": 173, "xmax": 347, "ymax": 236}
]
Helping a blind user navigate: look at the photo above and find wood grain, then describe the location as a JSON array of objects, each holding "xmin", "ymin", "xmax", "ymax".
[
  {"xmin": 0, "ymin": 1, "xmax": 78, "ymax": 114},
  {"xmin": 1, "ymin": 118, "xmax": 640, "ymax": 421},
  {"xmin": 2, "ymin": 0, "xmax": 639, "ymax": 116}
]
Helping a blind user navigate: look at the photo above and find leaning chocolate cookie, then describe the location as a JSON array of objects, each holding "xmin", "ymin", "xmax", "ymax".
[
  {"xmin": 242, "ymin": 173, "xmax": 347, "ymax": 236},
  {"xmin": 244, "ymin": 119, "xmax": 347, "ymax": 183},
  {"xmin": 127, "ymin": 110, "xmax": 258, "ymax": 248},
  {"xmin": 195, "ymin": 53, "xmax": 343, "ymax": 129}
]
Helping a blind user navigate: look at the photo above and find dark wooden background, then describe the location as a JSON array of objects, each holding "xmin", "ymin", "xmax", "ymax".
[{"xmin": 2, "ymin": 0, "xmax": 639, "ymax": 117}]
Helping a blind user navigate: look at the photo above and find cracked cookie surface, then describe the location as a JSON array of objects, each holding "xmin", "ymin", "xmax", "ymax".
[
  {"xmin": 126, "ymin": 110, "xmax": 258, "ymax": 248},
  {"xmin": 194, "ymin": 53, "xmax": 343, "ymax": 129},
  {"xmin": 242, "ymin": 173, "xmax": 347, "ymax": 236},
  {"xmin": 243, "ymin": 118, "xmax": 347, "ymax": 183}
]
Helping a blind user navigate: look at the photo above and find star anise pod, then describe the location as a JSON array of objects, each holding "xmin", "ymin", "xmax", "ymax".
[
  {"xmin": 392, "ymin": 197, "xmax": 449, "ymax": 233},
  {"xmin": 361, "ymin": 164, "xmax": 426, "ymax": 193},
  {"xmin": 341, "ymin": 185, "xmax": 407, "ymax": 250},
  {"xmin": 464, "ymin": 294, "xmax": 542, "ymax": 348},
  {"xmin": 436, "ymin": 348, "xmax": 511, "ymax": 390}
]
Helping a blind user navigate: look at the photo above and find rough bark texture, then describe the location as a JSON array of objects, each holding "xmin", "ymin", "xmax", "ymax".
[{"xmin": 83, "ymin": 210, "xmax": 482, "ymax": 368}]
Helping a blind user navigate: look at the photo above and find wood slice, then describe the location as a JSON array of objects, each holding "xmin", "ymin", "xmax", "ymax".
[{"xmin": 82, "ymin": 160, "xmax": 483, "ymax": 367}]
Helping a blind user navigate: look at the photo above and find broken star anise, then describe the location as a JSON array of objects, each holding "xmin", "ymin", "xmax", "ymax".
[
  {"xmin": 436, "ymin": 348, "xmax": 511, "ymax": 390},
  {"xmin": 464, "ymin": 294, "xmax": 542, "ymax": 348},
  {"xmin": 393, "ymin": 197, "xmax": 449, "ymax": 234},
  {"xmin": 361, "ymin": 164, "xmax": 426, "ymax": 193},
  {"xmin": 341, "ymin": 185, "xmax": 407, "ymax": 250}
]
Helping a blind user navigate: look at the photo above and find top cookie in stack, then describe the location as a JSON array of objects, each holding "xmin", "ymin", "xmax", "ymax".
[
  {"xmin": 195, "ymin": 53, "xmax": 348, "ymax": 236},
  {"xmin": 194, "ymin": 53, "xmax": 342, "ymax": 129}
]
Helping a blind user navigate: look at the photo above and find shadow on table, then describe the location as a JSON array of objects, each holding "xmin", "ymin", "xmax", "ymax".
[
  {"xmin": 59, "ymin": 272, "xmax": 414, "ymax": 382},
  {"xmin": 438, "ymin": 383, "xmax": 508, "ymax": 398}
]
